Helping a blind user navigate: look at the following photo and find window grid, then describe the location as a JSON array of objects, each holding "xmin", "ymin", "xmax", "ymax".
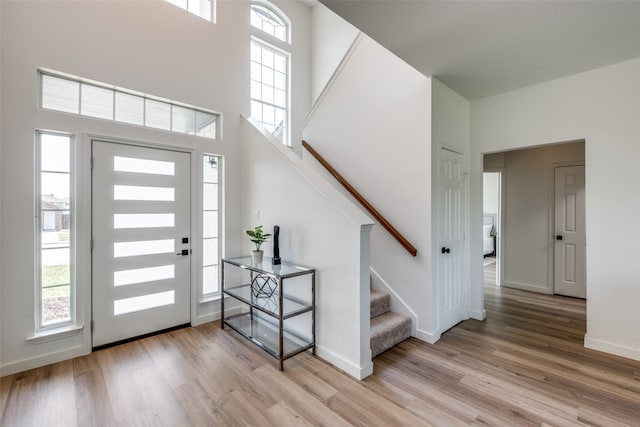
[
  {"xmin": 250, "ymin": 3, "xmax": 288, "ymax": 43},
  {"xmin": 250, "ymin": 39, "xmax": 289, "ymax": 145},
  {"xmin": 203, "ymin": 155, "xmax": 220, "ymax": 297},
  {"xmin": 166, "ymin": 0, "xmax": 215, "ymax": 22},
  {"xmin": 36, "ymin": 131, "xmax": 75, "ymax": 330},
  {"xmin": 40, "ymin": 70, "xmax": 220, "ymax": 140}
]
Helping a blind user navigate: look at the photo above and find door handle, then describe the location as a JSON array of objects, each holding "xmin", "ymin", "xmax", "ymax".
[
  {"xmin": 441, "ymin": 247, "xmax": 450, "ymax": 254},
  {"xmin": 556, "ymin": 235, "xmax": 563, "ymax": 241},
  {"xmin": 177, "ymin": 249, "xmax": 189, "ymax": 256}
]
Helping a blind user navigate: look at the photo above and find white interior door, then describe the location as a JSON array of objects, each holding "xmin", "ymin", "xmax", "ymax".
[
  {"xmin": 439, "ymin": 148, "xmax": 467, "ymax": 332},
  {"xmin": 92, "ymin": 140, "xmax": 191, "ymax": 347},
  {"xmin": 554, "ymin": 165, "xmax": 586, "ymax": 298}
]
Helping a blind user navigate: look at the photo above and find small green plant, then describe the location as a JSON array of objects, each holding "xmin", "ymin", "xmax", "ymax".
[{"xmin": 244, "ymin": 225, "xmax": 272, "ymax": 251}]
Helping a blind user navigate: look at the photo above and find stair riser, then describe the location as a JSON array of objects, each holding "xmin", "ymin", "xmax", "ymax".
[
  {"xmin": 370, "ymin": 293, "xmax": 391, "ymax": 318},
  {"xmin": 370, "ymin": 315, "xmax": 411, "ymax": 358}
]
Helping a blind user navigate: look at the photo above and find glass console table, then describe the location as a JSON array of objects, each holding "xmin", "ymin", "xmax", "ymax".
[{"xmin": 221, "ymin": 256, "xmax": 315, "ymax": 370}]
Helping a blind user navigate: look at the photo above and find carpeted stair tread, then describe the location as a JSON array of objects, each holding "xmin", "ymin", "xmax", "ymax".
[
  {"xmin": 370, "ymin": 311, "xmax": 411, "ymax": 357},
  {"xmin": 370, "ymin": 289, "xmax": 391, "ymax": 319}
]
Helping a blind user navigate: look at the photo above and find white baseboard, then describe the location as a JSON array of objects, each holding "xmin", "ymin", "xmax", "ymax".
[
  {"xmin": 1, "ymin": 345, "xmax": 88, "ymax": 377},
  {"xmin": 584, "ymin": 335, "xmax": 640, "ymax": 362},
  {"xmin": 314, "ymin": 344, "xmax": 373, "ymax": 380},
  {"xmin": 416, "ymin": 328, "xmax": 440, "ymax": 344},
  {"xmin": 468, "ymin": 308, "xmax": 486, "ymax": 321},
  {"xmin": 502, "ymin": 281, "xmax": 552, "ymax": 294},
  {"xmin": 192, "ymin": 304, "xmax": 244, "ymax": 327}
]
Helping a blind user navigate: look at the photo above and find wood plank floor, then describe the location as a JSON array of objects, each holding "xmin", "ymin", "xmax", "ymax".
[{"xmin": 2, "ymin": 271, "xmax": 640, "ymax": 426}]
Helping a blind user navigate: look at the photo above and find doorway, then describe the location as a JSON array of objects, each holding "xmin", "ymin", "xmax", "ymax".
[
  {"xmin": 481, "ymin": 141, "xmax": 585, "ymax": 297},
  {"xmin": 91, "ymin": 140, "xmax": 191, "ymax": 347},
  {"xmin": 482, "ymin": 171, "xmax": 501, "ymax": 287}
]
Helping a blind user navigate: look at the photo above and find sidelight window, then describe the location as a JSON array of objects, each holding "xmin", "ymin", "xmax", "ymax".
[
  {"xmin": 203, "ymin": 155, "xmax": 221, "ymax": 297},
  {"xmin": 36, "ymin": 131, "xmax": 75, "ymax": 329}
]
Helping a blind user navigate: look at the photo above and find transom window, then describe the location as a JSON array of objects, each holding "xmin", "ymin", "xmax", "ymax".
[
  {"xmin": 40, "ymin": 69, "xmax": 220, "ymax": 140},
  {"xmin": 250, "ymin": 1, "xmax": 291, "ymax": 145}
]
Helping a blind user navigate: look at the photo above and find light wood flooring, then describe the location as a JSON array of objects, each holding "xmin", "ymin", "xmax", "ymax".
[{"xmin": 2, "ymin": 267, "xmax": 640, "ymax": 426}]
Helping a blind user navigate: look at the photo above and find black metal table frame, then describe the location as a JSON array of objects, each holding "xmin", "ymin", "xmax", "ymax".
[{"xmin": 221, "ymin": 256, "xmax": 316, "ymax": 370}]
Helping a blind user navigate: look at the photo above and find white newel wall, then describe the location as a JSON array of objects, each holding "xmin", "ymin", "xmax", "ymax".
[
  {"xmin": 471, "ymin": 57, "xmax": 640, "ymax": 361},
  {"xmin": 302, "ymin": 34, "xmax": 435, "ymax": 340},
  {"xmin": 240, "ymin": 118, "xmax": 374, "ymax": 379}
]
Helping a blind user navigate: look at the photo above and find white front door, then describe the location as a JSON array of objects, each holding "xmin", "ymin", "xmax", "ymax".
[
  {"xmin": 439, "ymin": 148, "xmax": 467, "ymax": 332},
  {"xmin": 554, "ymin": 165, "xmax": 586, "ymax": 299},
  {"xmin": 92, "ymin": 140, "xmax": 191, "ymax": 347}
]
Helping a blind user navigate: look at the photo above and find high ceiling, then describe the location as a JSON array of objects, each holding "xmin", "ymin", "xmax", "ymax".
[{"xmin": 319, "ymin": 0, "xmax": 640, "ymax": 100}]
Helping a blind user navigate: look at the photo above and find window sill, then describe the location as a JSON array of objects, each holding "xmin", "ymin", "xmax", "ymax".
[
  {"xmin": 199, "ymin": 294, "xmax": 223, "ymax": 304},
  {"xmin": 26, "ymin": 325, "xmax": 84, "ymax": 344}
]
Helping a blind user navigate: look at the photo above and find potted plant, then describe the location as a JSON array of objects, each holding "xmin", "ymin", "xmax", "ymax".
[{"xmin": 245, "ymin": 225, "xmax": 272, "ymax": 264}]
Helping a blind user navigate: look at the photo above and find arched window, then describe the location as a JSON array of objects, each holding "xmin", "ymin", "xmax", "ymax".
[
  {"xmin": 250, "ymin": 2, "xmax": 288, "ymax": 43},
  {"xmin": 250, "ymin": 1, "xmax": 291, "ymax": 145}
]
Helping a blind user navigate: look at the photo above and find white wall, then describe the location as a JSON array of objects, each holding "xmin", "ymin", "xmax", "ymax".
[
  {"xmin": 471, "ymin": 57, "xmax": 640, "ymax": 361},
  {"xmin": 309, "ymin": 3, "xmax": 359, "ymax": 103},
  {"xmin": 240, "ymin": 118, "xmax": 374, "ymax": 379},
  {"xmin": 0, "ymin": 0, "xmax": 249, "ymax": 375},
  {"xmin": 303, "ymin": 35, "xmax": 435, "ymax": 340}
]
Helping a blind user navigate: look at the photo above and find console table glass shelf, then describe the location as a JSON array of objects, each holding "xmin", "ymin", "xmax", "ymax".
[{"xmin": 221, "ymin": 256, "xmax": 315, "ymax": 370}]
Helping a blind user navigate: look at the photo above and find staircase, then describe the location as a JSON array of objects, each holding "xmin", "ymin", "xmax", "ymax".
[{"xmin": 370, "ymin": 288, "xmax": 411, "ymax": 357}]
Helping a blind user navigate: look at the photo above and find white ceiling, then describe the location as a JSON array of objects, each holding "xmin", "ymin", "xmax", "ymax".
[{"xmin": 319, "ymin": 0, "xmax": 640, "ymax": 100}]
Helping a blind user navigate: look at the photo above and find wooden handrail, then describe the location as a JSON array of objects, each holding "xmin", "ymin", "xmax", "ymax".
[{"xmin": 302, "ymin": 140, "xmax": 418, "ymax": 257}]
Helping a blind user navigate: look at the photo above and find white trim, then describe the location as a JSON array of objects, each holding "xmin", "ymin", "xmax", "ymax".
[
  {"xmin": 1, "ymin": 345, "xmax": 88, "ymax": 377},
  {"xmin": 416, "ymin": 328, "xmax": 440, "ymax": 344},
  {"xmin": 584, "ymin": 335, "xmax": 640, "ymax": 362},
  {"xmin": 502, "ymin": 280, "xmax": 553, "ymax": 294},
  {"xmin": 468, "ymin": 308, "xmax": 486, "ymax": 321},
  {"xmin": 314, "ymin": 344, "xmax": 373, "ymax": 380},
  {"xmin": 301, "ymin": 32, "xmax": 365, "ymax": 128},
  {"xmin": 26, "ymin": 325, "xmax": 84, "ymax": 344},
  {"xmin": 87, "ymin": 133, "xmax": 196, "ymax": 154},
  {"xmin": 192, "ymin": 300, "xmax": 244, "ymax": 327}
]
